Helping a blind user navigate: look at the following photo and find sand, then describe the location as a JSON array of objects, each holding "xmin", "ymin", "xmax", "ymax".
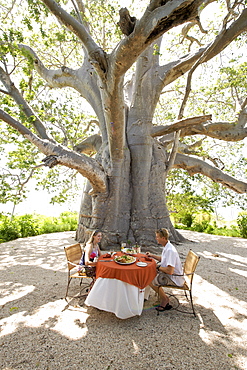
[{"xmin": 0, "ymin": 230, "xmax": 246, "ymax": 370}]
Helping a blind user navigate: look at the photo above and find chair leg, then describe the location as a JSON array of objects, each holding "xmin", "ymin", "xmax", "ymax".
[
  {"xmin": 79, "ymin": 278, "xmax": 93, "ymax": 296},
  {"xmin": 184, "ymin": 290, "xmax": 189, "ymax": 301},
  {"xmin": 155, "ymin": 289, "xmax": 197, "ymax": 316},
  {"xmin": 65, "ymin": 276, "xmax": 72, "ymax": 301},
  {"xmin": 65, "ymin": 275, "xmax": 96, "ymax": 301},
  {"xmin": 189, "ymin": 290, "xmax": 196, "ymax": 317}
]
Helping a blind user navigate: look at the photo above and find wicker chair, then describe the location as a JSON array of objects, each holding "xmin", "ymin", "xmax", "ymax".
[
  {"xmin": 158, "ymin": 249, "xmax": 200, "ymax": 316},
  {"xmin": 64, "ymin": 243, "xmax": 95, "ymax": 301}
]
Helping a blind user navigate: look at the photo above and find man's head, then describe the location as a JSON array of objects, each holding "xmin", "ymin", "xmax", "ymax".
[{"xmin": 155, "ymin": 228, "xmax": 169, "ymax": 246}]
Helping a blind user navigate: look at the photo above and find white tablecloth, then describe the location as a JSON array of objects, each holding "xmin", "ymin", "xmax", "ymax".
[{"xmin": 85, "ymin": 277, "xmax": 145, "ymax": 319}]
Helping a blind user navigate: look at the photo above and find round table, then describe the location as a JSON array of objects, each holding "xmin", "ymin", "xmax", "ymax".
[
  {"xmin": 85, "ymin": 252, "xmax": 157, "ymax": 319},
  {"xmin": 96, "ymin": 252, "xmax": 157, "ymax": 289}
]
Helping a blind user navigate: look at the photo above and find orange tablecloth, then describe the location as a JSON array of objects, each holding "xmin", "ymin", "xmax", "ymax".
[{"xmin": 96, "ymin": 252, "xmax": 157, "ymax": 289}]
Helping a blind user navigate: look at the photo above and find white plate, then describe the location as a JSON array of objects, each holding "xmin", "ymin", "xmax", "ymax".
[
  {"xmin": 114, "ymin": 256, "xmax": 136, "ymax": 265},
  {"xmin": 122, "ymin": 248, "xmax": 136, "ymax": 254},
  {"xmin": 136, "ymin": 262, "xmax": 147, "ymax": 267}
]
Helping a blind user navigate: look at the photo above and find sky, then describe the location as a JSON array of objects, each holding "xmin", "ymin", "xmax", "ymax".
[{"xmin": 1, "ymin": 188, "xmax": 82, "ymax": 217}]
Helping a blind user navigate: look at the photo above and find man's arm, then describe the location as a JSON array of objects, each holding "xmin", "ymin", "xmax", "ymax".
[
  {"xmin": 146, "ymin": 252, "xmax": 161, "ymax": 262},
  {"xmin": 159, "ymin": 265, "xmax": 174, "ymax": 275}
]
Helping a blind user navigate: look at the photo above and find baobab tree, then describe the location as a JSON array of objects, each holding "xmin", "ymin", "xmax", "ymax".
[{"xmin": 0, "ymin": 0, "xmax": 247, "ymax": 248}]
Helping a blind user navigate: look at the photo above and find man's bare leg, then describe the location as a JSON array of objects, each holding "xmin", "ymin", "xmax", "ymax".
[{"xmin": 150, "ymin": 283, "xmax": 169, "ymax": 307}]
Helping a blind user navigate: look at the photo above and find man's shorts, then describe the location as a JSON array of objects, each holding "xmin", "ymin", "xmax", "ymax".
[{"xmin": 152, "ymin": 272, "xmax": 178, "ymax": 287}]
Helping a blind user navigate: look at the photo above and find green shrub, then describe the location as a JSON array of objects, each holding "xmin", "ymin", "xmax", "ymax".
[
  {"xmin": 0, "ymin": 211, "xmax": 78, "ymax": 243},
  {"xmin": 191, "ymin": 220, "xmax": 210, "ymax": 232},
  {"xmin": 187, "ymin": 220, "xmax": 241, "ymax": 238},
  {"xmin": 0, "ymin": 216, "xmax": 21, "ymax": 242},
  {"xmin": 237, "ymin": 213, "xmax": 247, "ymax": 238},
  {"xmin": 180, "ymin": 213, "xmax": 194, "ymax": 227},
  {"xmin": 59, "ymin": 211, "xmax": 78, "ymax": 229},
  {"xmin": 16, "ymin": 214, "xmax": 40, "ymax": 238}
]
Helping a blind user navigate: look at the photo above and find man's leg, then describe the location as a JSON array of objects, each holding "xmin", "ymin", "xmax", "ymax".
[{"xmin": 150, "ymin": 283, "xmax": 169, "ymax": 307}]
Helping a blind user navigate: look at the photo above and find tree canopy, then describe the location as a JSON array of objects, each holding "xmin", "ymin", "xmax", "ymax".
[{"xmin": 0, "ymin": 0, "xmax": 247, "ymax": 247}]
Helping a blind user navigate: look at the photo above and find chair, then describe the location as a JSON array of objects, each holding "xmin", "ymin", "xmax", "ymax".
[
  {"xmin": 64, "ymin": 243, "xmax": 95, "ymax": 301},
  {"xmin": 158, "ymin": 249, "xmax": 200, "ymax": 316}
]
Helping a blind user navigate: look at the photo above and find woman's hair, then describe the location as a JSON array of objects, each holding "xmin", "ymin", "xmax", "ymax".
[
  {"xmin": 87, "ymin": 229, "xmax": 101, "ymax": 244},
  {"xmin": 155, "ymin": 228, "xmax": 169, "ymax": 239}
]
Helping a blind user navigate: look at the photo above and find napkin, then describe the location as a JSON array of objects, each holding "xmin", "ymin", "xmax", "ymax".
[
  {"xmin": 144, "ymin": 256, "xmax": 152, "ymax": 262},
  {"xmin": 103, "ymin": 253, "xmax": 111, "ymax": 258}
]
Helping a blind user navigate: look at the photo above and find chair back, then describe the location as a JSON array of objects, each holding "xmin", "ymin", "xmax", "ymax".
[
  {"xmin": 64, "ymin": 243, "xmax": 82, "ymax": 271},
  {"xmin": 183, "ymin": 250, "xmax": 200, "ymax": 284}
]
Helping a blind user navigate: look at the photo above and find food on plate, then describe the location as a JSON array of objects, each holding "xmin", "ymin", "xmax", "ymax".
[
  {"xmin": 114, "ymin": 255, "xmax": 136, "ymax": 264},
  {"xmin": 122, "ymin": 247, "xmax": 136, "ymax": 254}
]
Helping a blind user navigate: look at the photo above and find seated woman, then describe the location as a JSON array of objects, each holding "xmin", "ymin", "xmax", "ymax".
[
  {"xmin": 79, "ymin": 229, "xmax": 102, "ymax": 277},
  {"xmin": 84, "ymin": 229, "xmax": 102, "ymax": 266},
  {"xmin": 146, "ymin": 228, "xmax": 184, "ymax": 312}
]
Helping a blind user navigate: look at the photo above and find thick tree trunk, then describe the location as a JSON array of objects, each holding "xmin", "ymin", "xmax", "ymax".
[{"xmin": 76, "ymin": 137, "xmax": 186, "ymax": 249}]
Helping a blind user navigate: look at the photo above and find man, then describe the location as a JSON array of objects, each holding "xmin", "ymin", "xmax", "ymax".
[{"xmin": 146, "ymin": 228, "xmax": 184, "ymax": 312}]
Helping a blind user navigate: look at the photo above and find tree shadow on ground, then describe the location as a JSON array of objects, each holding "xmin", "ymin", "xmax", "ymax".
[{"xmin": 0, "ymin": 231, "xmax": 246, "ymax": 369}]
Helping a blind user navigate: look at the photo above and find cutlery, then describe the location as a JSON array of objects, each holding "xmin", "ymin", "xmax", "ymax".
[{"xmin": 99, "ymin": 260, "xmax": 113, "ymax": 262}]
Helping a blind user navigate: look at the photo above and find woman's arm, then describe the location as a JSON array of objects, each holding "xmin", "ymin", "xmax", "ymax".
[{"xmin": 98, "ymin": 246, "xmax": 102, "ymax": 257}]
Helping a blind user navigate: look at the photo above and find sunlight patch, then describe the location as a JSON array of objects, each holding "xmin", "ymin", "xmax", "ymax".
[
  {"xmin": 229, "ymin": 268, "xmax": 247, "ymax": 278},
  {"xmin": 0, "ymin": 283, "xmax": 35, "ymax": 306},
  {"xmin": 132, "ymin": 340, "xmax": 140, "ymax": 354},
  {"xmin": 0, "ymin": 300, "xmax": 88, "ymax": 340},
  {"xmin": 52, "ymin": 309, "xmax": 89, "ymax": 339}
]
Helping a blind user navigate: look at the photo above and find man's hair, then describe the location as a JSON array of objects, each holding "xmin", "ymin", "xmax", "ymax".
[{"xmin": 155, "ymin": 228, "xmax": 169, "ymax": 239}]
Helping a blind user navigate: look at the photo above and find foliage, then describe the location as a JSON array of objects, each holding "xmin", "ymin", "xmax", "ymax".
[
  {"xmin": 0, "ymin": 0, "xmax": 247, "ymax": 244},
  {"xmin": 0, "ymin": 211, "xmax": 78, "ymax": 243},
  {"xmin": 0, "ymin": 209, "xmax": 244, "ymax": 242},
  {"xmin": 167, "ymin": 190, "xmax": 214, "ymax": 227},
  {"xmin": 0, "ymin": 214, "xmax": 21, "ymax": 242},
  {"xmin": 176, "ymin": 218, "xmax": 241, "ymax": 238},
  {"xmin": 237, "ymin": 212, "xmax": 247, "ymax": 238},
  {"xmin": 0, "ymin": 1, "xmax": 246, "ymax": 212},
  {"xmin": 16, "ymin": 214, "xmax": 40, "ymax": 238}
]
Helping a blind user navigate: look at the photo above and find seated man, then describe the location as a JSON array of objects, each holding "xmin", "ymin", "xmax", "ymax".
[{"xmin": 146, "ymin": 228, "xmax": 184, "ymax": 312}]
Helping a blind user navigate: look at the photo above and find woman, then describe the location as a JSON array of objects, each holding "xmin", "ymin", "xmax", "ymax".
[{"xmin": 83, "ymin": 229, "xmax": 102, "ymax": 267}]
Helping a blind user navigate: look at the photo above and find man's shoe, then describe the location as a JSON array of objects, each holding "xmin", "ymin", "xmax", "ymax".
[{"xmin": 155, "ymin": 303, "xmax": 173, "ymax": 312}]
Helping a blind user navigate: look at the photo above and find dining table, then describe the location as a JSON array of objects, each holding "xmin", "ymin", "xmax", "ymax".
[{"xmin": 84, "ymin": 251, "xmax": 157, "ymax": 319}]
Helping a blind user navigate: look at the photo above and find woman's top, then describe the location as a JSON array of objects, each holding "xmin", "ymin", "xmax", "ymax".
[
  {"xmin": 79, "ymin": 244, "xmax": 99, "ymax": 265},
  {"xmin": 89, "ymin": 246, "xmax": 99, "ymax": 261}
]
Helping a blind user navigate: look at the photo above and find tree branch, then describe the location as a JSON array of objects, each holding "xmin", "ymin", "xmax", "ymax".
[
  {"xmin": 0, "ymin": 65, "xmax": 52, "ymax": 141},
  {"xmin": 18, "ymin": 44, "xmax": 107, "ymax": 139},
  {"xmin": 0, "ymin": 109, "xmax": 107, "ymax": 194},
  {"xmin": 166, "ymin": 130, "xmax": 181, "ymax": 175},
  {"xmin": 118, "ymin": 7, "xmax": 136, "ymax": 36},
  {"xmin": 74, "ymin": 134, "xmax": 102, "ymax": 155},
  {"xmin": 151, "ymin": 114, "xmax": 212, "ymax": 137},
  {"xmin": 110, "ymin": 0, "xmax": 203, "ymax": 77},
  {"xmin": 174, "ymin": 153, "xmax": 247, "ymax": 194},
  {"xmin": 180, "ymin": 106, "xmax": 247, "ymax": 141},
  {"xmin": 40, "ymin": 0, "xmax": 108, "ymax": 74},
  {"xmin": 18, "ymin": 44, "xmax": 77, "ymax": 88},
  {"xmin": 157, "ymin": 8, "xmax": 247, "ymax": 90}
]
